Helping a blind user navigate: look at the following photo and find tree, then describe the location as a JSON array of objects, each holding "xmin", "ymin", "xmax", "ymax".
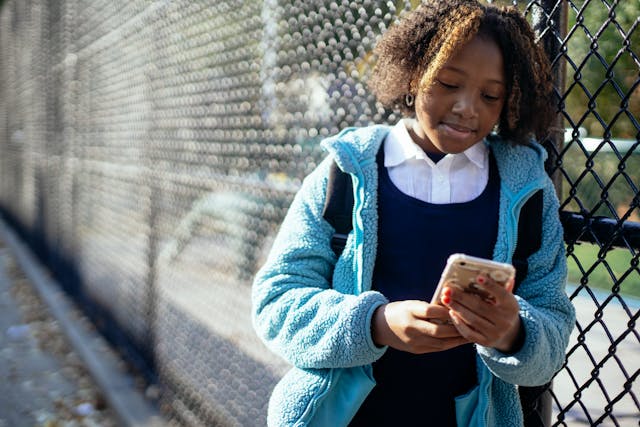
[{"xmin": 564, "ymin": 0, "xmax": 639, "ymax": 139}]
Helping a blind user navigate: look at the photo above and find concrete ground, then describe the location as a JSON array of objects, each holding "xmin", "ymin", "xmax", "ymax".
[
  {"xmin": 0, "ymin": 221, "xmax": 166, "ymax": 427},
  {"xmin": 0, "ymin": 241, "xmax": 118, "ymax": 426},
  {"xmin": 552, "ymin": 287, "xmax": 639, "ymax": 426}
]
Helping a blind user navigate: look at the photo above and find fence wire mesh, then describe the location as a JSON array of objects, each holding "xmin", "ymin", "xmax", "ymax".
[{"xmin": 0, "ymin": 0, "xmax": 638, "ymax": 426}]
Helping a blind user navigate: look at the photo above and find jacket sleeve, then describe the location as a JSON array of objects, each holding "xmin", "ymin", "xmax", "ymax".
[
  {"xmin": 251, "ymin": 156, "xmax": 388, "ymax": 370},
  {"xmin": 478, "ymin": 176, "xmax": 576, "ymax": 386}
]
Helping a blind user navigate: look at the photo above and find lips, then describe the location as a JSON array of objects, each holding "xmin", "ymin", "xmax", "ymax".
[
  {"xmin": 440, "ymin": 122, "xmax": 476, "ymax": 139},
  {"xmin": 443, "ymin": 122, "xmax": 475, "ymax": 133}
]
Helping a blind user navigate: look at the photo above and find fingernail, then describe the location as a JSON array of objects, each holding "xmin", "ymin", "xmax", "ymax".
[
  {"xmin": 442, "ymin": 295, "xmax": 451, "ymax": 305},
  {"xmin": 476, "ymin": 275, "xmax": 486, "ymax": 285}
]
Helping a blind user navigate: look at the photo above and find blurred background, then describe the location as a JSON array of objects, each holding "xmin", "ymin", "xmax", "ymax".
[{"xmin": 0, "ymin": 0, "xmax": 638, "ymax": 425}]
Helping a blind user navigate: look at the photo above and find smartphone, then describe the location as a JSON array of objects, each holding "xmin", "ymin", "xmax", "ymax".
[{"xmin": 431, "ymin": 254, "xmax": 515, "ymax": 304}]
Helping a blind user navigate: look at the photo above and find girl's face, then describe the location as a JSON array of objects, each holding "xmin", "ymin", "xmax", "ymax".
[{"xmin": 411, "ymin": 35, "xmax": 506, "ymax": 154}]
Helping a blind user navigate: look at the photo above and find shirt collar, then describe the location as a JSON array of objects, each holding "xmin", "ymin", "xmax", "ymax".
[{"xmin": 384, "ymin": 119, "xmax": 487, "ymax": 168}]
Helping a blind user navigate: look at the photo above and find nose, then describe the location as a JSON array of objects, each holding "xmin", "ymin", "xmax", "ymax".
[{"xmin": 451, "ymin": 93, "xmax": 477, "ymax": 119}]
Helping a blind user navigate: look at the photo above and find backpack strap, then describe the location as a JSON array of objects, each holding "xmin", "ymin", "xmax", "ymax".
[
  {"xmin": 519, "ymin": 384, "xmax": 553, "ymax": 427},
  {"xmin": 322, "ymin": 160, "xmax": 353, "ymax": 256},
  {"xmin": 512, "ymin": 189, "xmax": 543, "ymax": 292},
  {"xmin": 511, "ymin": 189, "xmax": 551, "ymax": 427}
]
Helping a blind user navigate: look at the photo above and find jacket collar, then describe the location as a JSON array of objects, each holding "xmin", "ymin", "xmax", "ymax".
[
  {"xmin": 320, "ymin": 125, "xmax": 390, "ymax": 174},
  {"xmin": 320, "ymin": 125, "xmax": 549, "ymax": 195}
]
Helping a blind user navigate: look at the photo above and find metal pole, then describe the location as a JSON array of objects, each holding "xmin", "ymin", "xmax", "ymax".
[
  {"xmin": 530, "ymin": 3, "xmax": 568, "ymax": 426},
  {"xmin": 532, "ymin": 0, "xmax": 568, "ymax": 199}
]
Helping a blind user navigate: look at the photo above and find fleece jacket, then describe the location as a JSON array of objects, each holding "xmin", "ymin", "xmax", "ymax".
[{"xmin": 252, "ymin": 125, "xmax": 576, "ymax": 426}]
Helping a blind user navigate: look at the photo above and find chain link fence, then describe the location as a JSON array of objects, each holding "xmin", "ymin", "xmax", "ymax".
[{"xmin": 0, "ymin": 0, "xmax": 637, "ymax": 425}]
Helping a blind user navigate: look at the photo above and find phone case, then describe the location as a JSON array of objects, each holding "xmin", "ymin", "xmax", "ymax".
[{"xmin": 431, "ymin": 253, "xmax": 515, "ymax": 304}]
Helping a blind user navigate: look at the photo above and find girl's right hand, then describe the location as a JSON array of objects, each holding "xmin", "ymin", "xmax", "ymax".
[{"xmin": 371, "ymin": 300, "xmax": 470, "ymax": 354}]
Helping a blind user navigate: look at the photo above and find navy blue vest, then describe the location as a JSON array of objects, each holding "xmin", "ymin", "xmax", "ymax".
[{"xmin": 350, "ymin": 147, "xmax": 500, "ymax": 426}]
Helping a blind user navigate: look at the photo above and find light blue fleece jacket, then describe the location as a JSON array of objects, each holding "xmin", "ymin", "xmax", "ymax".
[{"xmin": 252, "ymin": 125, "xmax": 576, "ymax": 426}]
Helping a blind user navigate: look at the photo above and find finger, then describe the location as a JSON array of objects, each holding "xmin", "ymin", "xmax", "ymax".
[
  {"xmin": 412, "ymin": 315, "xmax": 462, "ymax": 338},
  {"xmin": 389, "ymin": 300, "xmax": 433, "ymax": 321},
  {"xmin": 505, "ymin": 277, "xmax": 515, "ymax": 294},
  {"xmin": 423, "ymin": 303, "xmax": 452, "ymax": 320},
  {"xmin": 446, "ymin": 286, "xmax": 493, "ymax": 317},
  {"xmin": 447, "ymin": 298, "xmax": 493, "ymax": 330},
  {"xmin": 427, "ymin": 321, "xmax": 466, "ymax": 338},
  {"xmin": 446, "ymin": 287, "xmax": 506, "ymax": 327},
  {"xmin": 403, "ymin": 299, "xmax": 434, "ymax": 317},
  {"xmin": 443, "ymin": 287, "xmax": 515, "ymax": 330},
  {"xmin": 413, "ymin": 335, "xmax": 470, "ymax": 354},
  {"xmin": 449, "ymin": 310, "xmax": 487, "ymax": 343}
]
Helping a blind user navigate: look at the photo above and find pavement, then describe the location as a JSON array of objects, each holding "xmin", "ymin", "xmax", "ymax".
[
  {"xmin": 0, "ymin": 221, "xmax": 166, "ymax": 427},
  {"xmin": 552, "ymin": 287, "xmax": 639, "ymax": 426},
  {"xmin": 0, "ymin": 240, "xmax": 118, "ymax": 426}
]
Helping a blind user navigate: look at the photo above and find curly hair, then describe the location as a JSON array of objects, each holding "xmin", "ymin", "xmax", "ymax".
[{"xmin": 368, "ymin": 0, "xmax": 555, "ymax": 145}]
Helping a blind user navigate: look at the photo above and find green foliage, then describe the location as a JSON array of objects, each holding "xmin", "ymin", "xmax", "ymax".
[
  {"xmin": 559, "ymin": 3, "xmax": 639, "ymax": 221},
  {"xmin": 487, "ymin": 1, "xmax": 639, "ymax": 139},
  {"xmin": 564, "ymin": 1, "xmax": 640, "ymax": 139},
  {"xmin": 560, "ymin": 145, "xmax": 640, "ymax": 220},
  {"xmin": 567, "ymin": 242, "xmax": 640, "ymax": 299}
]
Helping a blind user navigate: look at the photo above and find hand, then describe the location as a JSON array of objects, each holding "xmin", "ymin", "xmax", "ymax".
[
  {"xmin": 441, "ymin": 276, "xmax": 522, "ymax": 353},
  {"xmin": 371, "ymin": 300, "xmax": 470, "ymax": 354}
]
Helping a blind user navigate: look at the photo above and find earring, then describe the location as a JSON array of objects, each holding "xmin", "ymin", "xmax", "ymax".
[{"xmin": 405, "ymin": 93, "xmax": 415, "ymax": 107}]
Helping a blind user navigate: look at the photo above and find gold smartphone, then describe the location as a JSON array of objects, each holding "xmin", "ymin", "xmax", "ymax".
[{"xmin": 431, "ymin": 253, "xmax": 515, "ymax": 304}]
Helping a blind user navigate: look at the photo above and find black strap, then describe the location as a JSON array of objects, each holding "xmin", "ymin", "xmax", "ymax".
[
  {"xmin": 512, "ymin": 190, "xmax": 543, "ymax": 292},
  {"xmin": 519, "ymin": 384, "xmax": 553, "ymax": 427},
  {"xmin": 511, "ymin": 189, "xmax": 551, "ymax": 427},
  {"xmin": 322, "ymin": 160, "xmax": 353, "ymax": 256}
]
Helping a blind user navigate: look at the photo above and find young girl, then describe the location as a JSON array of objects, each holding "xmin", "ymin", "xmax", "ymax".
[{"xmin": 252, "ymin": 1, "xmax": 575, "ymax": 425}]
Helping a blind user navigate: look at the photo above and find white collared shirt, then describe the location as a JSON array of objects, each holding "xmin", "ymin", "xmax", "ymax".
[{"xmin": 384, "ymin": 119, "xmax": 489, "ymax": 204}]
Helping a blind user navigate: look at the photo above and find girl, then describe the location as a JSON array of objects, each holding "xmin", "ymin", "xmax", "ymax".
[{"xmin": 252, "ymin": 1, "xmax": 575, "ymax": 425}]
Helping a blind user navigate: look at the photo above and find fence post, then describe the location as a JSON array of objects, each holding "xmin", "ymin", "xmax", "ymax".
[
  {"xmin": 532, "ymin": 0, "xmax": 567, "ymax": 199},
  {"xmin": 530, "ymin": 3, "xmax": 568, "ymax": 425}
]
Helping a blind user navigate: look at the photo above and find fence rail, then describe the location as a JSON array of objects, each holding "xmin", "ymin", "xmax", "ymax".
[{"xmin": 0, "ymin": 0, "xmax": 638, "ymax": 425}]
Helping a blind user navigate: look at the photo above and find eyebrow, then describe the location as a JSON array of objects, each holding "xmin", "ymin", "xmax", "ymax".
[{"xmin": 441, "ymin": 65, "xmax": 505, "ymax": 86}]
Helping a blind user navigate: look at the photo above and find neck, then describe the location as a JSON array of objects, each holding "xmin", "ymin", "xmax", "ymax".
[{"xmin": 406, "ymin": 119, "xmax": 444, "ymax": 155}]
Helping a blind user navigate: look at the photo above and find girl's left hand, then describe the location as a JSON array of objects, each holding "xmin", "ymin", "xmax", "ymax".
[{"xmin": 441, "ymin": 276, "xmax": 522, "ymax": 353}]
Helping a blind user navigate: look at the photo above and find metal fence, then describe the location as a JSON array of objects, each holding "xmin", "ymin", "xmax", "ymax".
[{"xmin": 0, "ymin": 0, "xmax": 638, "ymax": 425}]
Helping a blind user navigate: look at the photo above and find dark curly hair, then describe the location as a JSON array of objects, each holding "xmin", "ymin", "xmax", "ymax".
[{"xmin": 368, "ymin": 0, "xmax": 555, "ymax": 145}]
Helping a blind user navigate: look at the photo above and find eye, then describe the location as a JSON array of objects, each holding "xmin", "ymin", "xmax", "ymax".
[
  {"xmin": 437, "ymin": 79, "xmax": 458, "ymax": 89},
  {"xmin": 482, "ymin": 93, "xmax": 501, "ymax": 102}
]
